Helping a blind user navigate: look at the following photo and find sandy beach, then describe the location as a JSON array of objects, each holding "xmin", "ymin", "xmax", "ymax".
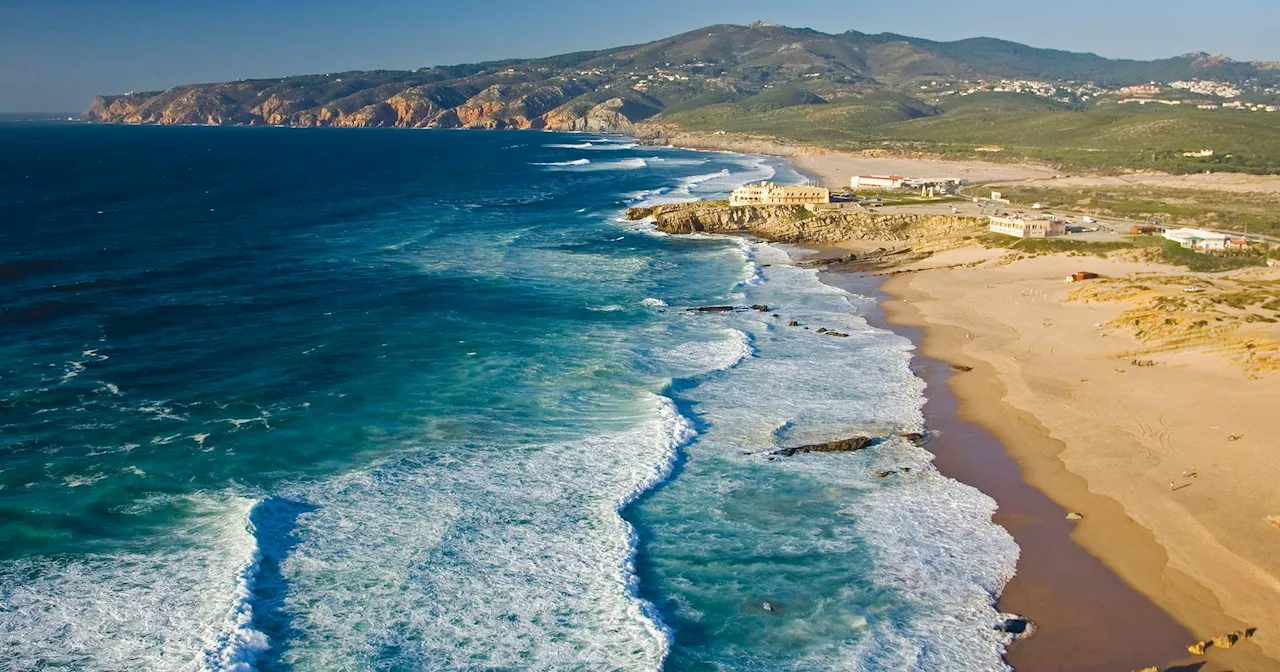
[
  {"xmin": 877, "ymin": 252, "xmax": 1280, "ymax": 671},
  {"xmin": 767, "ymin": 148, "xmax": 1280, "ymax": 670}
]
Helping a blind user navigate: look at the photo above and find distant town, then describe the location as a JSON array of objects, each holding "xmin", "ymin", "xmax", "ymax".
[{"xmin": 917, "ymin": 77, "xmax": 1280, "ymax": 112}]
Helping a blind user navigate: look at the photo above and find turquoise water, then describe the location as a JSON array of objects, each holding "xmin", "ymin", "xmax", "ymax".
[{"xmin": 0, "ymin": 125, "xmax": 1017, "ymax": 671}]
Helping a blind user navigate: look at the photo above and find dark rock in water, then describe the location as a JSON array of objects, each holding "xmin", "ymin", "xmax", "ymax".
[
  {"xmin": 751, "ymin": 305, "xmax": 770, "ymax": 312},
  {"xmin": 825, "ymin": 331, "xmax": 849, "ymax": 338},
  {"xmin": 817, "ymin": 327, "xmax": 828, "ymax": 333},
  {"xmin": 900, "ymin": 432, "xmax": 927, "ymax": 445},
  {"xmin": 998, "ymin": 617, "xmax": 1036, "ymax": 639},
  {"xmin": 877, "ymin": 467, "xmax": 916, "ymax": 478},
  {"xmin": 951, "ymin": 364, "xmax": 975, "ymax": 372},
  {"xmin": 772, "ymin": 314, "xmax": 780, "ymax": 318},
  {"xmin": 688, "ymin": 306, "xmax": 735, "ymax": 313},
  {"xmin": 787, "ymin": 320, "xmax": 800, "ymax": 327},
  {"xmin": 777, "ymin": 436, "xmax": 873, "ymax": 457}
]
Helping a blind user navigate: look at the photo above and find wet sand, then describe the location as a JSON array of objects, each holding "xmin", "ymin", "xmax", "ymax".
[
  {"xmin": 822, "ymin": 269, "xmax": 1198, "ymax": 671},
  {"xmin": 869, "ymin": 256, "xmax": 1280, "ymax": 671}
]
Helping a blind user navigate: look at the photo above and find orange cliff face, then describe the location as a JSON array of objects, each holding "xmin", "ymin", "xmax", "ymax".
[{"xmin": 82, "ymin": 79, "xmax": 646, "ymax": 133}]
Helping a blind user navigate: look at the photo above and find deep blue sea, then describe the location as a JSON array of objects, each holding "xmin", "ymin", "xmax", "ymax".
[{"xmin": 0, "ymin": 125, "xmax": 1017, "ymax": 671}]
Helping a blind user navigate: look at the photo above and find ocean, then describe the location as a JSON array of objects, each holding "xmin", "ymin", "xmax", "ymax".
[{"xmin": 0, "ymin": 125, "xmax": 1018, "ymax": 671}]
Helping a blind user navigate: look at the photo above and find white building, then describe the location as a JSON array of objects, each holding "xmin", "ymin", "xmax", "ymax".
[
  {"xmin": 730, "ymin": 182, "xmax": 831, "ymax": 206},
  {"xmin": 989, "ymin": 216, "xmax": 1066, "ymax": 239},
  {"xmin": 1163, "ymin": 227, "xmax": 1229, "ymax": 251},
  {"xmin": 851, "ymin": 175, "xmax": 905, "ymax": 190}
]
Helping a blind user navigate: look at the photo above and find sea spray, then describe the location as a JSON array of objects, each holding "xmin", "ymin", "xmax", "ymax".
[{"xmin": 202, "ymin": 516, "xmax": 270, "ymax": 672}]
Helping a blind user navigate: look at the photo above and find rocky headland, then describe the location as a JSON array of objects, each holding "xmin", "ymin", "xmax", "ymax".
[{"xmin": 625, "ymin": 201, "xmax": 981, "ymax": 246}]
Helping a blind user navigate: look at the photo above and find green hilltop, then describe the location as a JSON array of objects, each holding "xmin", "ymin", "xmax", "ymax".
[{"xmin": 81, "ymin": 22, "xmax": 1280, "ymax": 173}]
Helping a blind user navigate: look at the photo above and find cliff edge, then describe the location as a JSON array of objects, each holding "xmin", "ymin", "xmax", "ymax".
[{"xmin": 626, "ymin": 202, "xmax": 982, "ymax": 246}]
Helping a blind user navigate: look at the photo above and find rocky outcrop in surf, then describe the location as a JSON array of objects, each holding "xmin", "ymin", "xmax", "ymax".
[
  {"xmin": 625, "ymin": 202, "xmax": 981, "ymax": 245},
  {"xmin": 775, "ymin": 433, "xmax": 928, "ymax": 457}
]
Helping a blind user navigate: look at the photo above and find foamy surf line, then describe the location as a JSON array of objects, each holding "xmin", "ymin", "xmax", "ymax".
[
  {"xmin": 617, "ymin": 394, "xmax": 698, "ymax": 662},
  {"xmin": 0, "ymin": 494, "xmax": 268, "ymax": 671},
  {"xmin": 745, "ymin": 241, "xmax": 1020, "ymax": 668},
  {"xmin": 544, "ymin": 142, "xmax": 638, "ymax": 150},
  {"xmin": 620, "ymin": 171, "xmax": 1021, "ymax": 669},
  {"xmin": 539, "ymin": 157, "xmax": 649, "ymax": 171}
]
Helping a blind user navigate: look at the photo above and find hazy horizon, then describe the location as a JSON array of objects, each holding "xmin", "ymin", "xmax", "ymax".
[{"xmin": 4, "ymin": 0, "xmax": 1280, "ymax": 113}]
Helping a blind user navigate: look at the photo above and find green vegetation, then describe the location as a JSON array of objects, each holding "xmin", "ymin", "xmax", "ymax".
[
  {"xmin": 976, "ymin": 233, "xmax": 1267, "ymax": 271},
  {"xmin": 976, "ymin": 233, "xmax": 1135, "ymax": 256},
  {"xmin": 81, "ymin": 22, "xmax": 1280, "ymax": 175},
  {"xmin": 671, "ymin": 93, "xmax": 1280, "ymax": 174},
  {"xmin": 994, "ymin": 186, "xmax": 1280, "ymax": 236},
  {"xmin": 1152, "ymin": 240, "xmax": 1266, "ymax": 272}
]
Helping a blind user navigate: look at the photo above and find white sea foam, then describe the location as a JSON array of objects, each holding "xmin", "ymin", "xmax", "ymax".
[
  {"xmin": 642, "ymin": 298, "xmax": 669, "ymax": 308},
  {"xmin": 531, "ymin": 158, "xmax": 590, "ymax": 166},
  {"xmin": 0, "ymin": 495, "xmax": 265, "ymax": 671},
  {"xmin": 261, "ymin": 393, "xmax": 695, "ymax": 670},
  {"xmin": 60, "ymin": 360, "xmax": 86, "ymax": 382},
  {"xmin": 638, "ymin": 240, "xmax": 1019, "ymax": 670},
  {"xmin": 201, "ymin": 517, "xmax": 269, "ymax": 672},
  {"xmin": 661, "ymin": 328, "xmax": 755, "ymax": 376},
  {"xmin": 544, "ymin": 141, "xmax": 637, "ymax": 150},
  {"xmin": 542, "ymin": 157, "xmax": 648, "ymax": 172}
]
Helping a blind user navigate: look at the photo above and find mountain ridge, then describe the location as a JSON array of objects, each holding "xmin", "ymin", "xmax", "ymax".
[
  {"xmin": 83, "ymin": 23, "xmax": 1278, "ymax": 128},
  {"xmin": 79, "ymin": 23, "xmax": 1280, "ymax": 172}
]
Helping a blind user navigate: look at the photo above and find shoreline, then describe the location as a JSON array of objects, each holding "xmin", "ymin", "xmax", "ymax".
[
  {"xmin": 769, "ymin": 152, "xmax": 1279, "ymax": 670},
  {"xmin": 816, "ymin": 266, "xmax": 1192, "ymax": 671},
  {"xmin": 871, "ymin": 264, "xmax": 1279, "ymax": 672}
]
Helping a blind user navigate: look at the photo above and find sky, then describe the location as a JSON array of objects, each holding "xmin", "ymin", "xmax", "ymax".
[{"xmin": 3, "ymin": 0, "xmax": 1279, "ymax": 113}]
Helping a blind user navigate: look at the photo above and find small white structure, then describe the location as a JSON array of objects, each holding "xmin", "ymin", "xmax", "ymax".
[
  {"xmin": 1163, "ymin": 227, "xmax": 1229, "ymax": 251},
  {"xmin": 851, "ymin": 175, "xmax": 905, "ymax": 190},
  {"xmin": 989, "ymin": 216, "xmax": 1066, "ymax": 239}
]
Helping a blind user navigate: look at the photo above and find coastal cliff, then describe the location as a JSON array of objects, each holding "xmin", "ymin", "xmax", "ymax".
[
  {"xmin": 626, "ymin": 202, "xmax": 981, "ymax": 245},
  {"xmin": 82, "ymin": 81, "xmax": 650, "ymax": 132}
]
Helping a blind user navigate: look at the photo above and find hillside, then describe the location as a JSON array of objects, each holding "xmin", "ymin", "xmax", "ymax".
[{"xmin": 81, "ymin": 22, "xmax": 1280, "ymax": 172}]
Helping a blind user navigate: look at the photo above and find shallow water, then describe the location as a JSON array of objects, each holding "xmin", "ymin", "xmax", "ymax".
[{"xmin": 0, "ymin": 125, "xmax": 1016, "ymax": 671}]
